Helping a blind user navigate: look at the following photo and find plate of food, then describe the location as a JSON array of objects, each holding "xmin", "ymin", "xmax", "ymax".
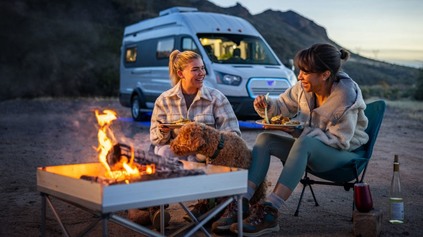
[
  {"xmin": 161, "ymin": 118, "xmax": 192, "ymax": 129},
  {"xmin": 256, "ymin": 115, "xmax": 303, "ymax": 128}
]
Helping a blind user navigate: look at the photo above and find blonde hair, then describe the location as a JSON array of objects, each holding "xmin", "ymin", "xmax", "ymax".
[{"xmin": 169, "ymin": 50, "xmax": 202, "ymax": 86}]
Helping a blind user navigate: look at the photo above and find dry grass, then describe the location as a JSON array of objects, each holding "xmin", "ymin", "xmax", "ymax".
[
  {"xmin": 387, "ymin": 100, "xmax": 423, "ymax": 120},
  {"xmin": 366, "ymin": 98, "xmax": 423, "ymax": 121}
]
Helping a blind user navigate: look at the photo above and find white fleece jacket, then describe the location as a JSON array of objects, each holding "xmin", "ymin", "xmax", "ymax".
[{"xmin": 255, "ymin": 72, "xmax": 369, "ymax": 151}]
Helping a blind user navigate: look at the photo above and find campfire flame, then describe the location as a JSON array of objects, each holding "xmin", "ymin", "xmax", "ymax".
[{"xmin": 95, "ymin": 109, "xmax": 147, "ymax": 180}]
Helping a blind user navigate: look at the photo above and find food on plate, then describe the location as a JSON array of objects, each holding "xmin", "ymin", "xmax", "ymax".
[
  {"xmin": 284, "ymin": 120, "xmax": 301, "ymax": 126},
  {"xmin": 270, "ymin": 114, "xmax": 290, "ymax": 124},
  {"xmin": 172, "ymin": 118, "xmax": 191, "ymax": 125},
  {"xmin": 258, "ymin": 114, "xmax": 302, "ymax": 127}
]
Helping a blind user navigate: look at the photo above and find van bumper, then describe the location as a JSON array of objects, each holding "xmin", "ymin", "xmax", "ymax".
[{"xmin": 227, "ymin": 96, "xmax": 260, "ymax": 120}]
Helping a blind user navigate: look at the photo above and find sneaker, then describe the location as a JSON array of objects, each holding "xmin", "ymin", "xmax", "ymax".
[
  {"xmin": 230, "ymin": 202, "xmax": 279, "ymax": 237},
  {"xmin": 149, "ymin": 205, "xmax": 171, "ymax": 230},
  {"xmin": 211, "ymin": 198, "xmax": 249, "ymax": 234}
]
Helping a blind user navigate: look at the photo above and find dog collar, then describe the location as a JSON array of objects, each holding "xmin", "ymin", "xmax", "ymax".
[{"xmin": 210, "ymin": 134, "xmax": 225, "ymax": 159}]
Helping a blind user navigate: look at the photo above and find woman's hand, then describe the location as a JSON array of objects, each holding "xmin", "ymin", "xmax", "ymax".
[
  {"xmin": 157, "ymin": 122, "xmax": 171, "ymax": 134},
  {"xmin": 254, "ymin": 95, "xmax": 268, "ymax": 109}
]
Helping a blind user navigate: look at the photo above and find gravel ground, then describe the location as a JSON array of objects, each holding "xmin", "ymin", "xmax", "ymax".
[{"xmin": 0, "ymin": 97, "xmax": 422, "ymax": 237}]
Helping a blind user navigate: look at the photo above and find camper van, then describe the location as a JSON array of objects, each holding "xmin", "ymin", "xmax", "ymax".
[{"xmin": 119, "ymin": 7, "xmax": 296, "ymax": 120}]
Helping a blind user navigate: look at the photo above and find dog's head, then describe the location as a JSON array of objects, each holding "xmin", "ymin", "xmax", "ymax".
[{"xmin": 170, "ymin": 122, "xmax": 206, "ymax": 156}]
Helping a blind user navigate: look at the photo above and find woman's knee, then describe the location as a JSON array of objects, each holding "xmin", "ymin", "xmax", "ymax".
[
  {"xmin": 293, "ymin": 136, "xmax": 316, "ymax": 150},
  {"xmin": 255, "ymin": 132, "xmax": 276, "ymax": 146}
]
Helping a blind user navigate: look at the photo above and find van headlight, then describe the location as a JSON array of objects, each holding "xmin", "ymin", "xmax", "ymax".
[
  {"xmin": 215, "ymin": 71, "xmax": 242, "ymax": 86},
  {"xmin": 287, "ymin": 70, "xmax": 298, "ymax": 86}
]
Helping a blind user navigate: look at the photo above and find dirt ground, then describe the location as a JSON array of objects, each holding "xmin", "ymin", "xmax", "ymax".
[{"xmin": 1, "ymin": 97, "xmax": 422, "ymax": 237}]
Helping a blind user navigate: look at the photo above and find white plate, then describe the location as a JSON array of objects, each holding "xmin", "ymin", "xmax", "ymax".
[
  {"xmin": 255, "ymin": 120, "xmax": 303, "ymax": 128},
  {"xmin": 162, "ymin": 123, "xmax": 185, "ymax": 129},
  {"xmin": 162, "ymin": 123, "xmax": 214, "ymax": 129}
]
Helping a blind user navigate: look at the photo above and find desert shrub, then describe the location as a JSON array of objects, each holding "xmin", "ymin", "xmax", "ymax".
[{"xmin": 361, "ymin": 84, "xmax": 413, "ymax": 100}]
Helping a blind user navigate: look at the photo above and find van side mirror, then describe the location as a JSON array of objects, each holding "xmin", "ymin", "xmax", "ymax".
[{"xmin": 289, "ymin": 59, "xmax": 295, "ymax": 71}]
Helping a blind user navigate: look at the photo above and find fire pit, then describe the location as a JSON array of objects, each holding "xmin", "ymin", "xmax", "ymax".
[
  {"xmin": 38, "ymin": 161, "xmax": 247, "ymax": 236},
  {"xmin": 37, "ymin": 161, "xmax": 247, "ymax": 212},
  {"xmin": 37, "ymin": 110, "xmax": 247, "ymax": 236}
]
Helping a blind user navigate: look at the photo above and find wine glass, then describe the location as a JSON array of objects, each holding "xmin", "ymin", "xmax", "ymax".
[{"xmin": 354, "ymin": 182, "xmax": 373, "ymax": 212}]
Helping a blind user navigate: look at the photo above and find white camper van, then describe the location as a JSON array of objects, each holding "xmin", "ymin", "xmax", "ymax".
[{"xmin": 119, "ymin": 7, "xmax": 296, "ymax": 120}]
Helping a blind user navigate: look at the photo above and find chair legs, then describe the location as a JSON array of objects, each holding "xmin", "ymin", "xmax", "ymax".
[{"xmin": 294, "ymin": 176, "xmax": 319, "ymax": 216}]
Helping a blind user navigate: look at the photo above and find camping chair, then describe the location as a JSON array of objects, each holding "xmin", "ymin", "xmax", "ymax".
[{"xmin": 294, "ymin": 100, "xmax": 386, "ymax": 216}]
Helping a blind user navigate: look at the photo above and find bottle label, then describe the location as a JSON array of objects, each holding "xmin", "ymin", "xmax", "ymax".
[{"xmin": 390, "ymin": 198, "xmax": 404, "ymax": 220}]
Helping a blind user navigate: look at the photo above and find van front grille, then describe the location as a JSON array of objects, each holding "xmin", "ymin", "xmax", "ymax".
[{"xmin": 247, "ymin": 78, "xmax": 291, "ymax": 98}]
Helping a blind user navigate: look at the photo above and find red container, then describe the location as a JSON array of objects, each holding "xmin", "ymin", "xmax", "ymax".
[{"xmin": 354, "ymin": 182, "xmax": 373, "ymax": 213}]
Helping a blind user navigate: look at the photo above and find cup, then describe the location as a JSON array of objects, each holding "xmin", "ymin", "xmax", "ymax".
[{"xmin": 354, "ymin": 182, "xmax": 373, "ymax": 212}]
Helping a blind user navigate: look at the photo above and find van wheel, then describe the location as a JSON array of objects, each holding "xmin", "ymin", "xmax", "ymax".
[{"xmin": 131, "ymin": 95, "xmax": 149, "ymax": 121}]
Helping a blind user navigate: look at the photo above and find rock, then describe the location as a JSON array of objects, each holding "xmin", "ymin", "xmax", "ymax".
[
  {"xmin": 127, "ymin": 209, "xmax": 152, "ymax": 226},
  {"xmin": 352, "ymin": 209, "xmax": 383, "ymax": 237}
]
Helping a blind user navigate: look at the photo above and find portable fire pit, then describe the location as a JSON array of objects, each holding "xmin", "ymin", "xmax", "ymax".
[
  {"xmin": 37, "ymin": 109, "xmax": 247, "ymax": 236},
  {"xmin": 37, "ymin": 161, "xmax": 247, "ymax": 237}
]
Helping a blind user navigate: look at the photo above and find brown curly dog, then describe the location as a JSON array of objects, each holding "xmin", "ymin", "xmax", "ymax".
[{"xmin": 170, "ymin": 122, "xmax": 267, "ymax": 204}]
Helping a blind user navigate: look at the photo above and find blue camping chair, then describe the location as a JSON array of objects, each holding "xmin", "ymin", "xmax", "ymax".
[{"xmin": 294, "ymin": 100, "xmax": 386, "ymax": 216}]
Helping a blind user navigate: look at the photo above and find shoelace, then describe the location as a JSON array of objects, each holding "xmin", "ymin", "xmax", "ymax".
[{"xmin": 221, "ymin": 201, "xmax": 238, "ymax": 218}]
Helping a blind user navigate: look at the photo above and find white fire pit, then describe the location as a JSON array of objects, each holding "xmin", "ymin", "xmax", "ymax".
[{"xmin": 37, "ymin": 161, "xmax": 247, "ymax": 236}]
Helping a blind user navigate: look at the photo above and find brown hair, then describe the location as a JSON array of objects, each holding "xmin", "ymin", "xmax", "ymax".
[
  {"xmin": 294, "ymin": 43, "xmax": 350, "ymax": 82},
  {"xmin": 169, "ymin": 50, "xmax": 202, "ymax": 86}
]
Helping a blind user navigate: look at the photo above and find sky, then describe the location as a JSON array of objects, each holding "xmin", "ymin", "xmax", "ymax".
[{"xmin": 209, "ymin": 0, "xmax": 423, "ymax": 68}]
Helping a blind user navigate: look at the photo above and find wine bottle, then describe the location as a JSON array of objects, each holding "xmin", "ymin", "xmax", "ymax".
[{"xmin": 389, "ymin": 155, "xmax": 404, "ymax": 223}]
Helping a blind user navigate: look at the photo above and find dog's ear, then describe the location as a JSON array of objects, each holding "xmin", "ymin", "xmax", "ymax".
[
  {"xmin": 190, "ymin": 132, "xmax": 205, "ymax": 149},
  {"xmin": 188, "ymin": 123, "xmax": 206, "ymax": 149}
]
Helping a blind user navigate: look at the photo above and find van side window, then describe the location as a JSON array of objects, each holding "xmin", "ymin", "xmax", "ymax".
[
  {"xmin": 156, "ymin": 38, "xmax": 174, "ymax": 59},
  {"xmin": 125, "ymin": 46, "xmax": 137, "ymax": 63},
  {"xmin": 182, "ymin": 37, "xmax": 198, "ymax": 52}
]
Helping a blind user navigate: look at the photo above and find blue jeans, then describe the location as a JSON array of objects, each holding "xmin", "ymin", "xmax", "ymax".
[{"xmin": 249, "ymin": 132, "xmax": 362, "ymax": 191}]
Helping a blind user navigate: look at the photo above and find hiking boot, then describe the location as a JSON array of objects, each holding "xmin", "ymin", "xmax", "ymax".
[
  {"xmin": 149, "ymin": 205, "xmax": 171, "ymax": 230},
  {"xmin": 211, "ymin": 198, "xmax": 249, "ymax": 234},
  {"xmin": 183, "ymin": 199, "xmax": 216, "ymax": 222},
  {"xmin": 230, "ymin": 202, "xmax": 279, "ymax": 236}
]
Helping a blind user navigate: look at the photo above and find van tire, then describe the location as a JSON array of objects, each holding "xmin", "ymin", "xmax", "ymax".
[{"xmin": 131, "ymin": 94, "xmax": 149, "ymax": 121}]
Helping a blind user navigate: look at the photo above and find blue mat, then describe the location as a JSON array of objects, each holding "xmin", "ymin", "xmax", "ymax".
[{"xmin": 118, "ymin": 117, "xmax": 262, "ymax": 130}]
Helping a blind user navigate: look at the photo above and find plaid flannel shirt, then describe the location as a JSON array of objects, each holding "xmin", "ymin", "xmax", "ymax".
[{"xmin": 150, "ymin": 82, "xmax": 241, "ymax": 146}]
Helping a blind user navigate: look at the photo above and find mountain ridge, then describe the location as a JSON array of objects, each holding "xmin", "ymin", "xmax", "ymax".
[{"xmin": 0, "ymin": 0, "xmax": 419, "ymax": 101}]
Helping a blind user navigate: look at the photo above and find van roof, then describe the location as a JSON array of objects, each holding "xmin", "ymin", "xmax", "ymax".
[
  {"xmin": 159, "ymin": 6, "xmax": 198, "ymax": 16},
  {"xmin": 124, "ymin": 7, "xmax": 260, "ymax": 37}
]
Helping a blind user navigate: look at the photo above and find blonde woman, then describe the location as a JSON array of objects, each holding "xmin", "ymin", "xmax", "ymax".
[
  {"xmin": 148, "ymin": 50, "xmax": 241, "ymax": 221},
  {"xmin": 150, "ymin": 50, "xmax": 240, "ymax": 160}
]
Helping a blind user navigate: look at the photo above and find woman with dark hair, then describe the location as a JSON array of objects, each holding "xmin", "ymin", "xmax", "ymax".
[{"xmin": 212, "ymin": 43, "xmax": 369, "ymax": 236}]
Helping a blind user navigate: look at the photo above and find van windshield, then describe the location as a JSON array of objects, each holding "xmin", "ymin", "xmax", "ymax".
[{"xmin": 198, "ymin": 33, "xmax": 280, "ymax": 65}]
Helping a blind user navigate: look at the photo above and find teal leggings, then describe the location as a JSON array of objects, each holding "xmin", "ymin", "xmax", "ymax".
[{"xmin": 249, "ymin": 132, "xmax": 362, "ymax": 191}]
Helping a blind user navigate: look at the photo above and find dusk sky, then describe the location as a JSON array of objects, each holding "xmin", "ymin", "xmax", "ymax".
[{"xmin": 209, "ymin": 0, "xmax": 423, "ymax": 68}]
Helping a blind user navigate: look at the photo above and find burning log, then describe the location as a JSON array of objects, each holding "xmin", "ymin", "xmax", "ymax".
[
  {"xmin": 107, "ymin": 143, "xmax": 186, "ymax": 171},
  {"xmin": 80, "ymin": 151, "xmax": 206, "ymax": 185},
  {"xmin": 84, "ymin": 141, "xmax": 205, "ymax": 185},
  {"xmin": 80, "ymin": 169, "xmax": 206, "ymax": 185},
  {"xmin": 80, "ymin": 175, "xmax": 116, "ymax": 185},
  {"xmin": 90, "ymin": 110, "xmax": 205, "ymax": 185}
]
